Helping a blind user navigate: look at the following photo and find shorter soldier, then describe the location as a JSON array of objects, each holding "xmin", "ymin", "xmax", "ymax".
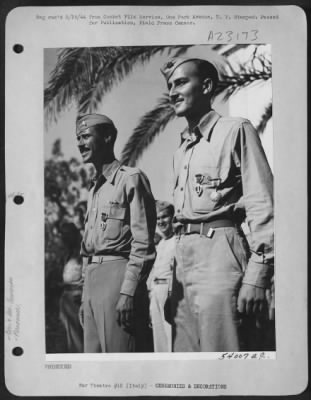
[
  {"xmin": 76, "ymin": 113, "xmax": 156, "ymax": 353},
  {"xmin": 147, "ymin": 201, "xmax": 175, "ymax": 352}
]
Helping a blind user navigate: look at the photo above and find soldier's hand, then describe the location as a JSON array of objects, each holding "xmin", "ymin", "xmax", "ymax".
[
  {"xmin": 116, "ymin": 294, "xmax": 134, "ymax": 332},
  {"xmin": 237, "ymin": 283, "xmax": 266, "ymax": 315},
  {"xmin": 78, "ymin": 304, "xmax": 84, "ymax": 328}
]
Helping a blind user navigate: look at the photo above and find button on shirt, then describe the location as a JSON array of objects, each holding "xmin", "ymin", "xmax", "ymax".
[
  {"xmin": 81, "ymin": 159, "xmax": 156, "ymax": 296},
  {"xmin": 173, "ymin": 110, "xmax": 274, "ymax": 288}
]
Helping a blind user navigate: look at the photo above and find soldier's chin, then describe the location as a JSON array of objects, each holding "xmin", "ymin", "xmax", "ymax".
[
  {"xmin": 160, "ymin": 226, "xmax": 169, "ymax": 236},
  {"xmin": 174, "ymin": 105, "xmax": 187, "ymax": 117},
  {"xmin": 81, "ymin": 152, "xmax": 92, "ymax": 163}
]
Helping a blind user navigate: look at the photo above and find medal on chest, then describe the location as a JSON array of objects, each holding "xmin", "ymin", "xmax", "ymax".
[
  {"xmin": 100, "ymin": 212, "xmax": 108, "ymax": 231},
  {"xmin": 194, "ymin": 174, "xmax": 222, "ymax": 201},
  {"xmin": 194, "ymin": 174, "xmax": 204, "ymax": 197},
  {"xmin": 210, "ymin": 190, "xmax": 222, "ymax": 202}
]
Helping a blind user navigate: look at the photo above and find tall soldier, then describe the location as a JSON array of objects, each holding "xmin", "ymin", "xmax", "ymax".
[
  {"xmin": 161, "ymin": 57, "xmax": 274, "ymax": 352},
  {"xmin": 76, "ymin": 114, "xmax": 156, "ymax": 353}
]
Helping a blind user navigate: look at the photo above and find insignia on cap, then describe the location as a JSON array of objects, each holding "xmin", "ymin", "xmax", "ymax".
[
  {"xmin": 165, "ymin": 61, "xmax": 175, "ymax": 69},
  {"xmin": 76, "ymin": 113, "xmax": 115, "ymax": 134},
  {"xmin": 160, "ymin": 57, "xmax": 202, "ymax": 81},
  {"xmin": 160, "ymin": 57, "xmax": 219, "ymax": 85}
]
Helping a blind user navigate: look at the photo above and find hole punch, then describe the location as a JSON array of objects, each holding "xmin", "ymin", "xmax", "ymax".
[
  {"xmin": 12, "ymin": 347, "xmax": 23, "ymax": 356},
  {"xmin": 13, "ymin": 195, "xmax": 24, "ymax": 205},
  {"xmin": 13, "ymin": 44, "xmax": 24, "ymax": 54}
]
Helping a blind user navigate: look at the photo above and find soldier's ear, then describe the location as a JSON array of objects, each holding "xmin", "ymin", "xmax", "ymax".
[
  {"xmin": 203, "ymin": 78, "xmax": 213, "ymax": 95},
  {"xmin": 102, "ymin": 132, "xmax": 114, "ymax": 146}
]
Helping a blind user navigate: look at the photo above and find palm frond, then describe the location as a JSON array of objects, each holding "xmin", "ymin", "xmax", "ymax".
[
  {"xmin": 76, "ymin": 46, "xmax": 193, "ymax": 113},
  {"xmin": 120, "ymin": 94, "xmax": 175, "ymax": 166},
  {"xmin": 121, "ymin": 51, "xmax": 272, "ymax": 166},
  {"xmin": 45, "ymin": 46, "xmax": 192, "ymax": 125},
  {"xmin": 215, "ymin": 53, "xmax": 271, "ymax": 101},
  {"xmin": 172, "ymin": 45, "xmax": 194, "ymax": 58},
  {"xmin": 256, "ymin": 102, "xmax": 272, "ymax": 135},
  {"xmin": 44, "ymin": 47, "xmax": 107, "ymax": 123}
]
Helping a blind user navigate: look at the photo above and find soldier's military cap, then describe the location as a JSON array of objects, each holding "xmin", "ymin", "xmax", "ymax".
[
  {"xmin": 156, "ymin": 200, "xmax": 174, "ymax": 216},
  {"xmin": 160, "ymin": 57, "xmax": 219, "ymax": 84},
  {"xmin": 76, "ymin": 113, "xmax": 116, "ymax": 134}
]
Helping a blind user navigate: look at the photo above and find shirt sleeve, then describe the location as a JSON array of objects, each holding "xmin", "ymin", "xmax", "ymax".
[
  {"xmin": 120, "ymin": 171, "xmax": 156, "ymax": 296},
  {"xmin": 146, "ymin": 263, "xmax": 155, "ymax": 292},
  {"xmin": 80, "ymin": 256, "xmax": 89, "ymax": 303},
  {"xmin": 80, "ymin": 187, "xmax": 93, "ymax": 257},
  {"xmin": 233, "ymin": 121, "xmax": 274, "ymax": 288}
]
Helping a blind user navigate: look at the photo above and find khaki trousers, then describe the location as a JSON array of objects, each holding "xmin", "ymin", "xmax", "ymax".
[
  {"xmin": 83, "ymin": 258, "xmax": 134, "ymax": 353},
  {"xmin": 173, "ymin": 227, "xmax": 247, "ymax": 352},
  {"xmin": 59, "ymin": 288, "xmax": 83, "ymax": 353},
  {"xmin": 149, "ymin": 283, "xmax": 172, "ymax": 352}
]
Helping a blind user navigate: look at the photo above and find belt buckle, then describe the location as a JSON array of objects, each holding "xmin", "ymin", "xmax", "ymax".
[
  {"xmin": 207, "ymin": 228, "xmax": 215, "ymax": 238},
  {"xmin": 187, "ymin": 224, "xmax": 191, "ymax": 234}
]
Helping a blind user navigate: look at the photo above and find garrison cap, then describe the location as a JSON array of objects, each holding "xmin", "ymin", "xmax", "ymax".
[
  {"xmin": 76, "ymin": 113, "xmax": 116, "ymax": 134},
  {"xmin": 160, "ymin": 57, "xmax": 219, "ymax": 83},
  {"xmin": 156, "ymin": 200, "xmax": 174, "ymax": 216}
]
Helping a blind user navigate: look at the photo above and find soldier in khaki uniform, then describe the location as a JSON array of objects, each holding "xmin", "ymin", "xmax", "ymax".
[
  {"xmin": 76, "ymin": 114, "xmax": 156, "ymax": 353},
  {"xmin": 147, "ymin": 201, "xmax": 175, "ymax": 352},
  {"xmin": 161, "ymin": 57, "xmax": 274, "ymax": 352}
]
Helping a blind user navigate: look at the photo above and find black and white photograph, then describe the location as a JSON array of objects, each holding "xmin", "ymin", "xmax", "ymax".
[
  {"xmin": 4, "ymin": 5, "xmax": 307, "ymax": 397},
  {"xmin": 44, "ymin": 44, "xmax": 275, "ymax": 355}
]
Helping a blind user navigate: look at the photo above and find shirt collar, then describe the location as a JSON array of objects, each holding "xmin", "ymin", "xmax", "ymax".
[
  {"xmin": 101, "ymin": 159, "xmax": 121, "ymax": 184},
  {"xmin": 180, "ymin": 110, "xmax": 221, "ymax": 143},
  {"xmin": 89, "ymin": 159, "xmax": 121, "ymax": 189}
]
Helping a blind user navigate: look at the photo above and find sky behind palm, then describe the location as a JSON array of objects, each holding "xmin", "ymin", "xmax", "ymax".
[{"xmin": 44, "ymin": 45, "xmax": 272, "ymax": 202}]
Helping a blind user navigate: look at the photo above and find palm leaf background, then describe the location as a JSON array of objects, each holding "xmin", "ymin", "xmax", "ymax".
[
  {"xmin": 120, "ymin": 94, "xmax": 174, "ymax": 166},
  {"xmin": 121, "ymin": 49, "xmax": 272, "ymax": 166},
  {"xmin": 45, "ymin": 45, "xmax": 272, "ymax": 167},
  {"xmin": 45, "ymin": 45, "xmax": 192, "ymax": 125}
]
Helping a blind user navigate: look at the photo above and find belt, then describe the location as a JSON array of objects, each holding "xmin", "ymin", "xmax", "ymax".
[
  {"xmin": 177, "ymin": 219, "xmax": 235, "ymax": 236},
  {"xmin": 154, "ymin": 278, "xmax": 169, "ymax": 284},
  {"xmin": 89, "ymin": 255, "xmax": 127, "ymax": 264}
]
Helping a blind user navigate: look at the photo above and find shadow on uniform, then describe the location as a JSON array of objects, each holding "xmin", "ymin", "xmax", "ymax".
[
  {"xmin": 164, "ymin": 262, "xmax": 184, "ymax": 349},
  {"xmin": 166, "ymin": 253, "xmax": 275, "ymax": 352},
  {"xmin": 133, "ymin": 278, "xmax": 154, "ymax": 352}
]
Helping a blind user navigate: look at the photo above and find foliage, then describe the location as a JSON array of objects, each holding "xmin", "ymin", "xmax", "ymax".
[
  {"xmin": 45, "ymin": 139, "xmax": 92, "ymax": 293},
  {"xmin": 44, "ymin": 46, "xmax": 191, "ymax": 125},
  {"xmin": 120, "ymin": 94, "xmax": 175, "ymax": 166},
  {"xmin": 121, "ymin": 49, "xmax": 272, "ymax": 166},
  {"xmin": 45, "ymin": 45, "xmax": 272, "ymax": 167},
  {"xmin": 215, "ymin": 49, "xmax": 272, "ymax": 101}
]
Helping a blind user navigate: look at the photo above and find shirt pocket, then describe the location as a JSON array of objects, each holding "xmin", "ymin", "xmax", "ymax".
[
  {"xmin": 97, "ymin": 203, "xmax": 126, "ymax": 242},
  {"xmin": 190, "ymin": 167, "xmax": 220, "ymax": 213},
  {"xmin": 190, "ymin": 166, "xmax": 230, "ymax": 213}
]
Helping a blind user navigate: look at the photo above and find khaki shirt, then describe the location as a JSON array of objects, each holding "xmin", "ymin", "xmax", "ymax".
[
  {"xmin": 146, "ymin": 235, "xmax": 175, "ymax": 292},
  {"xmin": 173, "ymin": 110, "xmax": 274, "ymax": 288},
  {"xmin": 81, "ymin": 160, "xmax": 156, "ymax": 296}
]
